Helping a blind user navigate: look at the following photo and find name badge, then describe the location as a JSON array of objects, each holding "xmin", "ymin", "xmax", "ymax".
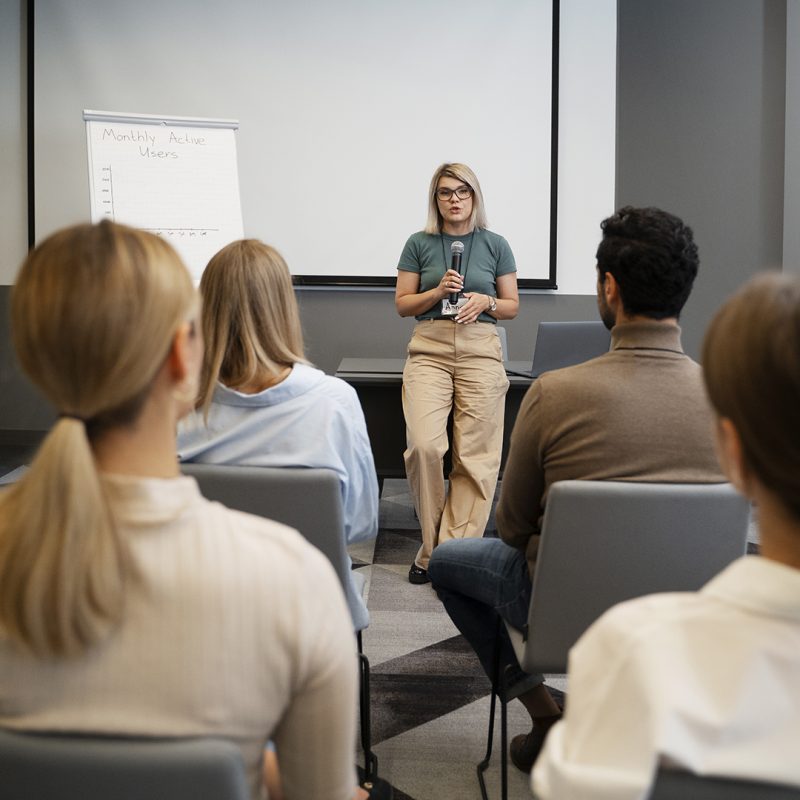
[{"xmin": 441, "ymin": 296, "xmax": 467, "ymax": 317}]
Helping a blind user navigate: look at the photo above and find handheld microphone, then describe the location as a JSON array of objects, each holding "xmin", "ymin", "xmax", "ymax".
[{"xmin": 449, "ymin": 240, "xmax": 465, "ymax": 304}]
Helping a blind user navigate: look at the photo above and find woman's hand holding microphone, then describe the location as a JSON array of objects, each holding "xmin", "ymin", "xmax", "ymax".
[{"xmin": 439, "ymin": 269, "xmax": 464, "ymax": 299}]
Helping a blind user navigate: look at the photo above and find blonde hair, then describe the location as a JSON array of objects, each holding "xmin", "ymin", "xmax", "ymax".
[
  {"xmin": 702, "ymin": 272, "xmax": 800, "ymax": 521},
  {"xmin": 424, "ymin": 162, "xmax": 489, "ymax": 234},
  {"xmin": 196, "ymin": 239, "xmax": 306, "ymax": 417},
  {"xmin": 0, "ymin": 221, "xmax": 196, "ymax": 656}
]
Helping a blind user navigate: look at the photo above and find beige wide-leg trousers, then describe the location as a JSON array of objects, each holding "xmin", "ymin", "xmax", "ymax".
[{"xmin": 402, "ymin": 319, "xmax": 509, "ymax": 570}]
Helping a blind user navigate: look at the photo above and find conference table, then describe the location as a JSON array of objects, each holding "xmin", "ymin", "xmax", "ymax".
[{"xmin": 335, "ymin": 358, "xmax": 535, "ymax": 483}]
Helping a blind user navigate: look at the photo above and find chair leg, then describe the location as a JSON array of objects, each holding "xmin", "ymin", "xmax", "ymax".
[
  {"xmin": 357, "ymin": 632, "xmax": 379, "ymax": 782},
  {"xmin": 500, "ymin": 666, "xmax": 511, "ymax": 800},
  {"xmin": 477, "ymin": 616, "xmax": 504, "ymax": 800}
]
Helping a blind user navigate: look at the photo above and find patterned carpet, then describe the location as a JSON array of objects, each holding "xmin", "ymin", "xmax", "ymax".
[{"xmin": 349, "ymin": 480, "xmax": 566, "ymax": 800}]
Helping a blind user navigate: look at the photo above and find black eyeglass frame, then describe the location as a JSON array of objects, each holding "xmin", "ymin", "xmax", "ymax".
[{"xmin": 435, "ymin": 186, "xmax": 473, "ymax": 201}]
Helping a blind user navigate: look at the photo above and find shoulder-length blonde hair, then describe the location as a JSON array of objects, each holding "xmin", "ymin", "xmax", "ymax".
[
  {"xmin": 0, "ymin": 221, "xmax": 196, "ymax": 657},
  {"xmin": 197, "ymin": 239, "xmax": 306, "ymax": 417},
  {"xmin": 424, "ymin": 162, "xmax": 489, "ymax": 234}
]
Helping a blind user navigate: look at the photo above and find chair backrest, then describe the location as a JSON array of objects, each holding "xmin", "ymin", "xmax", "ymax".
[
  {"xmin": 529, "ymin": 320, "xmax": 610, "ymax": 377},
  {"xmin": 0, "ymin": 729, "xmax": 249, "ymax": 800},
  {"xmin": 649, "ymin": 768, "xmax": 800, "ymax": 799},
  {"xmin": 523, "ymin": 480, "xmax": 750, "ymax": 673},
  {"xmin": 180, "ymin": 464, "xmax": 352, "ymax": 592}
]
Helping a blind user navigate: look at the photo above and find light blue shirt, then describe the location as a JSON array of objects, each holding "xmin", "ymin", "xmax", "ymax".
[{"xmin": 177, "ymin": 363, "xmax": 379, "ymax": 630}]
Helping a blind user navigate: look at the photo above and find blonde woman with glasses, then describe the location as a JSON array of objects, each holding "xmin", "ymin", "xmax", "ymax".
[
  {"xmin": 177, "ymin": 239, "xmax": 379, "ymax": 632},
  {"xmin": 396, "ymin": 163, "xmax": 519, "ymax": 584},
  {"xmin": 0, "ymin": 221, "xmax": 359, "ymax": 800}
]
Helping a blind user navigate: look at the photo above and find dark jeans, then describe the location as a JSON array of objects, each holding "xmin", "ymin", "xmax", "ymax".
[{"xmin": 428, "ymin": 537, "xmax": 543, "ymax": 696}]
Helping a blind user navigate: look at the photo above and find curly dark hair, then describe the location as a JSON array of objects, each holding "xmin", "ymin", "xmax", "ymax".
[{"xmin": 596, "ymin": 206, "xmax": 699, "ymax": 319}]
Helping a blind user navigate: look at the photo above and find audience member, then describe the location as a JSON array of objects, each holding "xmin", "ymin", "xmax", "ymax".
[
  {"xmin": 0, "ymin": 222, "xmax": 359, "ymax": 800},
  {"xmin": 177, "ymin": 239, "xmax": 379, "ymax": 630},
  {"xmin": 428, "ymin": 207, "xmax": 724, "ymax": 773},
  {"xmin": 533, "ymin": 272, "xmax": 800, "ymax": 798}
]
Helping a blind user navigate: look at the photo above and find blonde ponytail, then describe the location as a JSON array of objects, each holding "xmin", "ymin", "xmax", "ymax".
[{"xmin": 0, "ymin": 221, "xmax": 195, "ymax": 657}]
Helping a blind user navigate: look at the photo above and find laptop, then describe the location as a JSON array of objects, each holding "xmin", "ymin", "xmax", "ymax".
[{"xmin": 526, "ymin": 321, "xmax": 611, "ymax": 378}]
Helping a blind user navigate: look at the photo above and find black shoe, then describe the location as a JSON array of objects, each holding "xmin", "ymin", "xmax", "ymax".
[{"xmin": 408, "ymin": 564, "xmax": 429, "ymax": 584}]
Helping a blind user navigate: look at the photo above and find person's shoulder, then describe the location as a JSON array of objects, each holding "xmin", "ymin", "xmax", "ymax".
[
  {"xmin": 479, "ymin": 228, "xmax": 514, "ymax": 253},
  {"xmin": 576, "ymin": 590, "xmax": 704, "ymax": 659},
  {"xmin": 398, "ymin": 231, "xmax": 433, "ymax": 271},
  {"xmin": 480, "ymin": 229, "xmax": 509, "ymax": 246},
  {"xmin": 401, "ymin": 231, "xmax": 435, "ymax": 250},
  {"xmin": 479, "ymin": 229, "xmax": 516, "ymax": 272},
  {"xmin": 299, "ymin": 364, "xmax": 358, "ymax": 403},
  {"xmin": 536, "ymin": 351, "xmax": 612, "ymax": 391},
  {"xmin": 295, "ymin": 366, "xmax": 365, "ymax": 428}
]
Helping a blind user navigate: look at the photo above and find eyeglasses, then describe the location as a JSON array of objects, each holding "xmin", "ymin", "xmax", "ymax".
[{"xmin": 436, "ymin": 186, "xmax": 473, "ymax": 201}]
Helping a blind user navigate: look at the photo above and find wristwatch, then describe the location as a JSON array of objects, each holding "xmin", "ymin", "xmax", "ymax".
[{"xmin": 488, "ymin": 296, "xmax": 497, "ymax": 313}]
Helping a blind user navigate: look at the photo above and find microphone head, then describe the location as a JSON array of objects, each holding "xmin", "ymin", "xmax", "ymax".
[{"xmin": 451, "ymin": 241, "xmax": 465, "ymax": 255}]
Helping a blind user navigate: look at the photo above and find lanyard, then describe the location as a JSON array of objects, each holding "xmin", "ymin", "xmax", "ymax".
[{"xmin": 440, "ymin": 229, "xmax": 476, "ymax": 286}]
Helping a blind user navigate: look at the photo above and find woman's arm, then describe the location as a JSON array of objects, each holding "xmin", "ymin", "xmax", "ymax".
[
  {"xmin": 455, "ymin": 271, "xmax": 520, "ymax": 324},
  {"xmin": 395, "ymin": 269, "xmax": 463, "ymax": 318}
]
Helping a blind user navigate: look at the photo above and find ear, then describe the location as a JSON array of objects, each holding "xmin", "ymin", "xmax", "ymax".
[
  {"xmin": 715, "ymin": 417, "xmax": 751, "ymax": 496},
  {"xmin": 165, "ymin": 320, "xmax": 196, "ymax": 385},
  {"xmin": 603, "ymin": 272, "xmax": 621, "ymax": 306}
]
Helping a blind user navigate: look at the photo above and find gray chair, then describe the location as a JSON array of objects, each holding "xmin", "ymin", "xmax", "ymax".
[
  {"xmin": 180, "ymin": 464, "xmax": 352, "ymax": 589},
  {"xmin": 649, "ymin": 768, "xmax": 800, "ymax": 799},
  {"xmin": 0, "ymin": 729, "xmax": 249, "ymax": 800},
  {"xmin": 529, "ymin": 320, "xmax": 611, "ymax": 377},
  {"xmin": 479, "ymin": 479, "xmax": 751, "ymax": 800},
  {"xmin": 179, "ymin": 463, "xmax": 378, "ymax": 780}
]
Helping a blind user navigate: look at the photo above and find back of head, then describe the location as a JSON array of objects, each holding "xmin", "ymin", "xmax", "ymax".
[
  {"xmin": 596, "ymin": 206, "xmax": 699, "ymax": 319},
  {"xmin": 1, "ymin": 221, "xmax": 196, "ymax": 656},
  {"xmin": 197, "ymin": 239, "xmax": 305, "ymax": 414},
  {"xmin": 702, "ymin": 272, "xmax": 800, "ymax": 521}
]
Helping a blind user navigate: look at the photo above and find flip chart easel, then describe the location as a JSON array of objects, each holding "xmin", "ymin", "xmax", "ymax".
[{"xmin": 84, "ymin": 110, "xmax": 243, "ymax": 282}]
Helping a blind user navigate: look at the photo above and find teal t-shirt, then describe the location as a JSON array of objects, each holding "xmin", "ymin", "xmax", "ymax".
[{"xmin": 397, "ymin": 229, "xmax": 516, "ymax": 322}]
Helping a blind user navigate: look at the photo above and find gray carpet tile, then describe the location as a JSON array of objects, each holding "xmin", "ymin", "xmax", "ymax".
[
  {"xmin": 361, "ymin": 482, "xmax": 566, "ymax": 799},
  {"xmin": 372, "ymin": 528, "xmax": 423, "ymax": 566}
]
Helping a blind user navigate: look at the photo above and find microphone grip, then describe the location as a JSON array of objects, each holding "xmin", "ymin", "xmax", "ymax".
[{"xmin": 449, "ymin": 252, "xmax": 463, "ymax": 304}]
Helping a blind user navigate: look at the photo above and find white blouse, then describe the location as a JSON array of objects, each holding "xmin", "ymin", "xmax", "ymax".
[{"xmin": 533, "ymin": 556, "xmax": 800, "ymax": 800}]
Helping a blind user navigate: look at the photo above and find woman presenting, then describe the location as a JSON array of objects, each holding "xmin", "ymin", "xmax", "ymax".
[{"xmin": 396, "ymin": 163, "xmax": 519, "ymax": 584}]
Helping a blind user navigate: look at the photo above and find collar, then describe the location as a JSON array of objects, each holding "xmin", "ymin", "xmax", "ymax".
[
  {"xmin": 101, "ymin": 473, "xmax": 202, "ymax": 526},
  {"xmin": 213, "ymin": 363, "xmax": 324, "ymax": 408},
  {"xmin": 702, "ymin": 556, "xmax": 800, "ymax": 622},
  {"xmin": 610, "ymin": 320, "xmax": 684, "ymax": 354}
]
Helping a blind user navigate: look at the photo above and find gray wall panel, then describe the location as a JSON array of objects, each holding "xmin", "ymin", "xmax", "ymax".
[
  {"xmin": 616, "ymin": 0, "xmax": 786, "ymax": 358},
  {"xmin": 0, "ymin": 286, "xmax": 55, "ymax": 433}
]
